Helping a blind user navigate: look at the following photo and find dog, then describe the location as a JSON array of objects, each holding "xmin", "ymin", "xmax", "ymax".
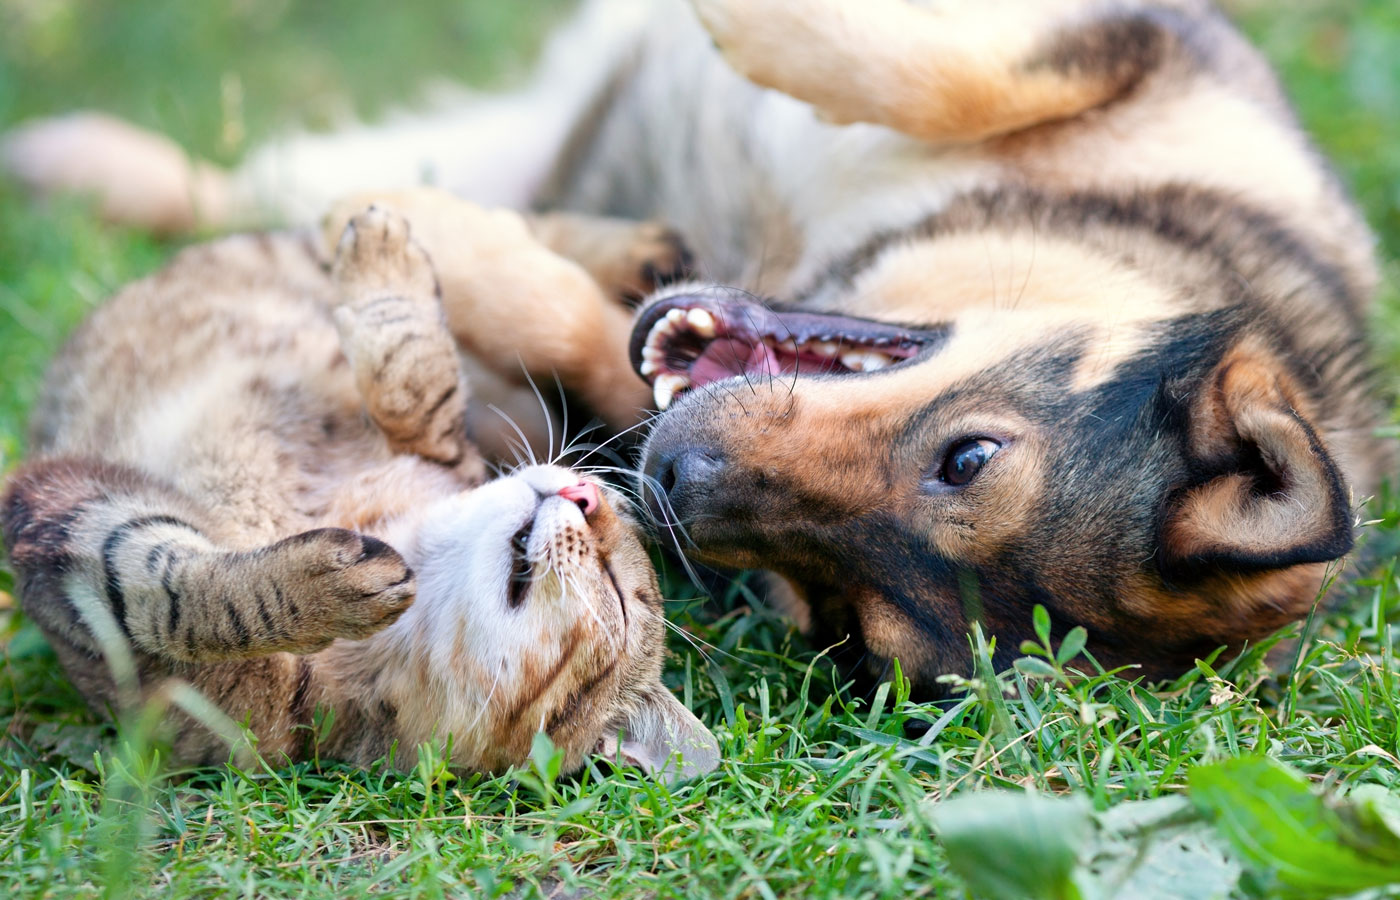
[{"xmin": 4, "ymin": 0, "xmax": 1391, "ymax": 691}]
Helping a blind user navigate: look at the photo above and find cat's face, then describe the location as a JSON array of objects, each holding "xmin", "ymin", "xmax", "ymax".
[{"xmin": 402, "ymin": 465, "xmax": 716, "ymax": 777}]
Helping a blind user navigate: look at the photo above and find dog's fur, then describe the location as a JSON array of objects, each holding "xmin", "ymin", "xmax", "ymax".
[{"xmin": 3, "ymin": 0, "xmax": 1391, "ymax": 690}]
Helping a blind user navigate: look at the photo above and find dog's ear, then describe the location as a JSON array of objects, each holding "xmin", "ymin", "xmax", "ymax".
[
  {"xmin": 1160, "ymin": 339, "xmax": 1353, "ymax": 578},
  {"xmin": 598, "ymin": 685, "xmax": 719, "ymax": 782}
]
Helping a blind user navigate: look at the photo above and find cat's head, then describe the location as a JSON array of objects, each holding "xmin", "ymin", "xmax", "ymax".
[{"xmin": 398, "ymin": 464, "xmax": 718, "ymax": 779}]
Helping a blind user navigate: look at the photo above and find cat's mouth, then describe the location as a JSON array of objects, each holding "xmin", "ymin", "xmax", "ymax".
[
  {"xmin": 629, "ymin": 292, "xmax": 945, "ymax": 410},
  {"xmin": 507, "ymin": 518, "xmax": 534, "ymax": 609},
  {"xmin": 502, "ymin": 500, "xmax": 626, "ymax": 627}
]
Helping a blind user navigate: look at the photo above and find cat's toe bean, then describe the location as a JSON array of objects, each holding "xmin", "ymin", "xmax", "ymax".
[{"xmin": 274, "ymin": 528, "xmax": 417, "ymax": 639}]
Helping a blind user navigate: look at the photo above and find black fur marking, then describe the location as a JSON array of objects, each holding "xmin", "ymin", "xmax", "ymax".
[
  {"xmin": 1076, "ymin": 309, "xmax": 1243, "ymax": 441},
  {"xmin": 279, "ymin": 583, "xmax": 300, "ymax": 620},
  {"xmin": 144, "ymin": 544, "xmax": 166, "ymax": 576},
  {"xmin": 423, "ymin": 383, "xmax": 459, "ymax": 421},
  {"xmin": 802, "ymin": 185, "xmax": 1363, "ymax": 329},
  {"xmin": 1027, "ymin": 11, "xmax": 1170, "ymax": 91},
  {"xmin": 254, "ymin": 589, "xmax": 280, "ymax": 642},
  {"xmin": 375, "ymin": 332, "xmax": 426, "ymax": 371},
  {"xmin": 224, "ymin": 599, "xmax": 250, "ymax": 647},
  {"xmin": 162, "ymin": 549, "xmax": 185, "ymax": 636},
  {"xmin": 289, "ymin": 657, "xmax": 315, "ymax": 726},
  {"xmin": 546, "ymin": 658, "xmax": 616, "ymax": 736},
  {"xmin": 355, "ymin": 535, "xmax": 398, "ymax": 565},
  {"xmin": 0, "ymin": 490, "xmax": 90, "ymax": 636},
  {"xmin": 102, "ymin": 515, "xmax": 200, "ymax": 640}
]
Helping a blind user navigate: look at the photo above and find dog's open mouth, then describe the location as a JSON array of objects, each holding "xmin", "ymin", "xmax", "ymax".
[{"xmin": 629, "ymin": 293, "xmax": 941, "ymax": 409}]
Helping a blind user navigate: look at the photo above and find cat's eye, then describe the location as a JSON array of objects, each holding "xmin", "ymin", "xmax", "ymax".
[{"xmin": 939, "ymin": 438, "xmax": 1001, "ymax": 487}]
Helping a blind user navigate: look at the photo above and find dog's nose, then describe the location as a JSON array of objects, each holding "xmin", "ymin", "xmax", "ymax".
[{"xmin": 648, "ymin": 446, "xmax": 725, "ymax": 524}]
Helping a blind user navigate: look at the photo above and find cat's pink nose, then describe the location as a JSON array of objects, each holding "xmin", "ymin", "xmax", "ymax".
[{"xmin": 558, "ymin": 481, "xmax": 600, "ymax": 518}]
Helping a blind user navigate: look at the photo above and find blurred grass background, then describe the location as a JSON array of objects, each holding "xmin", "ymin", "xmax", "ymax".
[
  {"xmin": 0, "ymin": 1, "xmax": 1398, "ymax": 898},
  {"xmin": 0, "ymin": 0, "xmax": 572, "ymax": 467}
]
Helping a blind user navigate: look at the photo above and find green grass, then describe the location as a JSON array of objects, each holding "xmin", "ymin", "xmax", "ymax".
[{"xmin": 2, "ymin": 1, "xmax": 1399, "ymax": 898}]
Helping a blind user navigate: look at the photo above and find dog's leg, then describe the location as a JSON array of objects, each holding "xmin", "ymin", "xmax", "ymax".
[
  {"xmin": 524, "ymin": 213, "xmax": 695, "ymax": 305},
  {"xmin": 692, "ymin": 0, "xmax": 1173, "ymax": 143},
  {"xmin": 324, "ymin": 189, "xmax": 652, "ymax": 430},
  {"xmin": 1, "ymin": 0, "xmax": 654, "ymax": 233}
]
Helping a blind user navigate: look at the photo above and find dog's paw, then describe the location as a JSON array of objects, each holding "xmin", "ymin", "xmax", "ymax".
[
  {"xmin": 690, "ymin": 0, "xmax": 772, "ymax": 81},
  {"xmin": 624, "ymin": 223, "xmax": 696, "ymax": 304},
  {"xmin": 691, "ymin": 0, "xmax": 848, "ymax": 115},
  {"xmin": 690, "ymin": 0, "xmax": 740, "ymax": 49},
  {"xmin": 277, "ymin": 528, "xmax": 417, "ymax": 643},
  {"xmin": 331, "ymin": 206, "xmax": 440, "ymax": 309}
]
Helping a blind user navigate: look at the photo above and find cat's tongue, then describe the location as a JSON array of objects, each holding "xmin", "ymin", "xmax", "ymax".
[{"xmin": 689, "ymin": 337, "xmax": 781, "ymax": 384}]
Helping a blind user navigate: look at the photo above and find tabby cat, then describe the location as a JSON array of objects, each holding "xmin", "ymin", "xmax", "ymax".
[{"xmin": 1, "ymin": 203, "xmax": 717, "ymax": 778}]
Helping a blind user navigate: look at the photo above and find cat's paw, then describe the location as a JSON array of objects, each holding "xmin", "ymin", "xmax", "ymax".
[
  {"xmin": 278, "ymin": 528, "xmax": 417, "ymax": 641},
  {"xmin": 331, "ymin": 206, "xmax": 440, "ymax": 310}
]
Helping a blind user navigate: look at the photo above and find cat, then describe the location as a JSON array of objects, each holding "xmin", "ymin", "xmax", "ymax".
[{"xmin": 1, "ymin": 203, "xmax": 717, "ymax": 778}]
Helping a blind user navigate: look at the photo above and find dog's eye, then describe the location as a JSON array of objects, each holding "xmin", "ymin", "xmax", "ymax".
[{"xmin": 940, "ymin": 438, "xmax": 1001, "ymax": 487}]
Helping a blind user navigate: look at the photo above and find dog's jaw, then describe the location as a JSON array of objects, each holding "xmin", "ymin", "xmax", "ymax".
[{"xmin": 630, "ymin": 288, "xmax": 944, "ymax": 410}]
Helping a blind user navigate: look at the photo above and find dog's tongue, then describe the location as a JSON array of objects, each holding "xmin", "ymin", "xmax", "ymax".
[{"xmin": 690, "ymin": 337, "xmax": 780, "ymax": 385}]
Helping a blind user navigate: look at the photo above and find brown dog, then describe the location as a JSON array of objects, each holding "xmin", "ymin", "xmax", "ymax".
[{"xmin": 4, "ymin": 0, "xmax": 1390, "ymax": 690}]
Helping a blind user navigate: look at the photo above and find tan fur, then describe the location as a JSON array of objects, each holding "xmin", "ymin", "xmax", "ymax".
[
  {"xmin": 693, "ymin": 0, "xmax": 1140, "ymax": 143},
  {"xmin": 2, "ymin": 0, "xmax": 1390, "ymax": 689}
]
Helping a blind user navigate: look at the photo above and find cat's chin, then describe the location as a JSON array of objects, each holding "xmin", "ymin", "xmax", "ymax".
[
  {"xmin": 363, "ymin": 465, "xmax": 633, "ymax": 754},
  {"xmin": 402, "ymin": 464, "xmax": 622, "ymax": 623}
]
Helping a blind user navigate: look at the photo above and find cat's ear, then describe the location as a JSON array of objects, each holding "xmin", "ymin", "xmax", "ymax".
[{"xmin": 598, "ymin": 685, "xmax": 719, "ymax": 782}]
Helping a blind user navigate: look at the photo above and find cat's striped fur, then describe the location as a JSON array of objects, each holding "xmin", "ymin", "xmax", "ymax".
[{"xmin": 2, "ymin": 205, "xmax": 716, "ymax": 777}]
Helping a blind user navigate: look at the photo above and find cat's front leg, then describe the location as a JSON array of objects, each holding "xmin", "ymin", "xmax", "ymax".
[
  {"xmin": 331, "ymin": 206, "xmax": 485, "ymax": 483},
  {"xmin": 323, "ymin": 188, "xmax": 653, "ymax": 430},
  {"xmin": 2, "ymin": 459, "xmax": 415, "ymax": 666}
]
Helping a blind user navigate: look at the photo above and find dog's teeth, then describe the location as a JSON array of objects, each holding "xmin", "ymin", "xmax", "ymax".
[
  {"xmin": 686, "ymin": 308, "xmax": 716, "ymax": 338},
  {"xmin": 840, "ymin": 351, "xmax": 868, "ymax": 372},
  {"xmin": 642, "ymin": 345, "xmax": 664, "ymax": 362},
  {"xmin": 653, "ymin": 373, "xmax": 688, "ymax": 410},
  {"xmin": 666, "ymin": 309, "xmax": 687, "ymax": 326},
  {"xmin": 640, "ymin": 359, "xmax": 660, "ymax": 376},
  {"xmin": 862, "ymin": 352, "xmax": 893, "ymax": 371},
  {"xmin": 648, "ymin": 319, "xmax": 675, "ymax": 346},
  {"xmin": 810, "ymin": 341, "xmax": 839, "ymax": 358},
  {"xmin": 775, "ymin": 337, "xmax": 798, "ymax": 354},
  {"xmin": 840, "ymin": 350, "xmax": 895, "ymax": 372}
]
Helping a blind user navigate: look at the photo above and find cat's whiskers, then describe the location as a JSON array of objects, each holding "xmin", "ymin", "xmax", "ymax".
[
  {"xmin": 487, "ymin": 404, "xmax": 541, "ymax": 468},
  {"xmin": 518, "ymin": 363, "xmax": 558, "ymax": 466},
  {"xmin": 466, "ymin": 657, "xmax": 505, "ymax": 735}
]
